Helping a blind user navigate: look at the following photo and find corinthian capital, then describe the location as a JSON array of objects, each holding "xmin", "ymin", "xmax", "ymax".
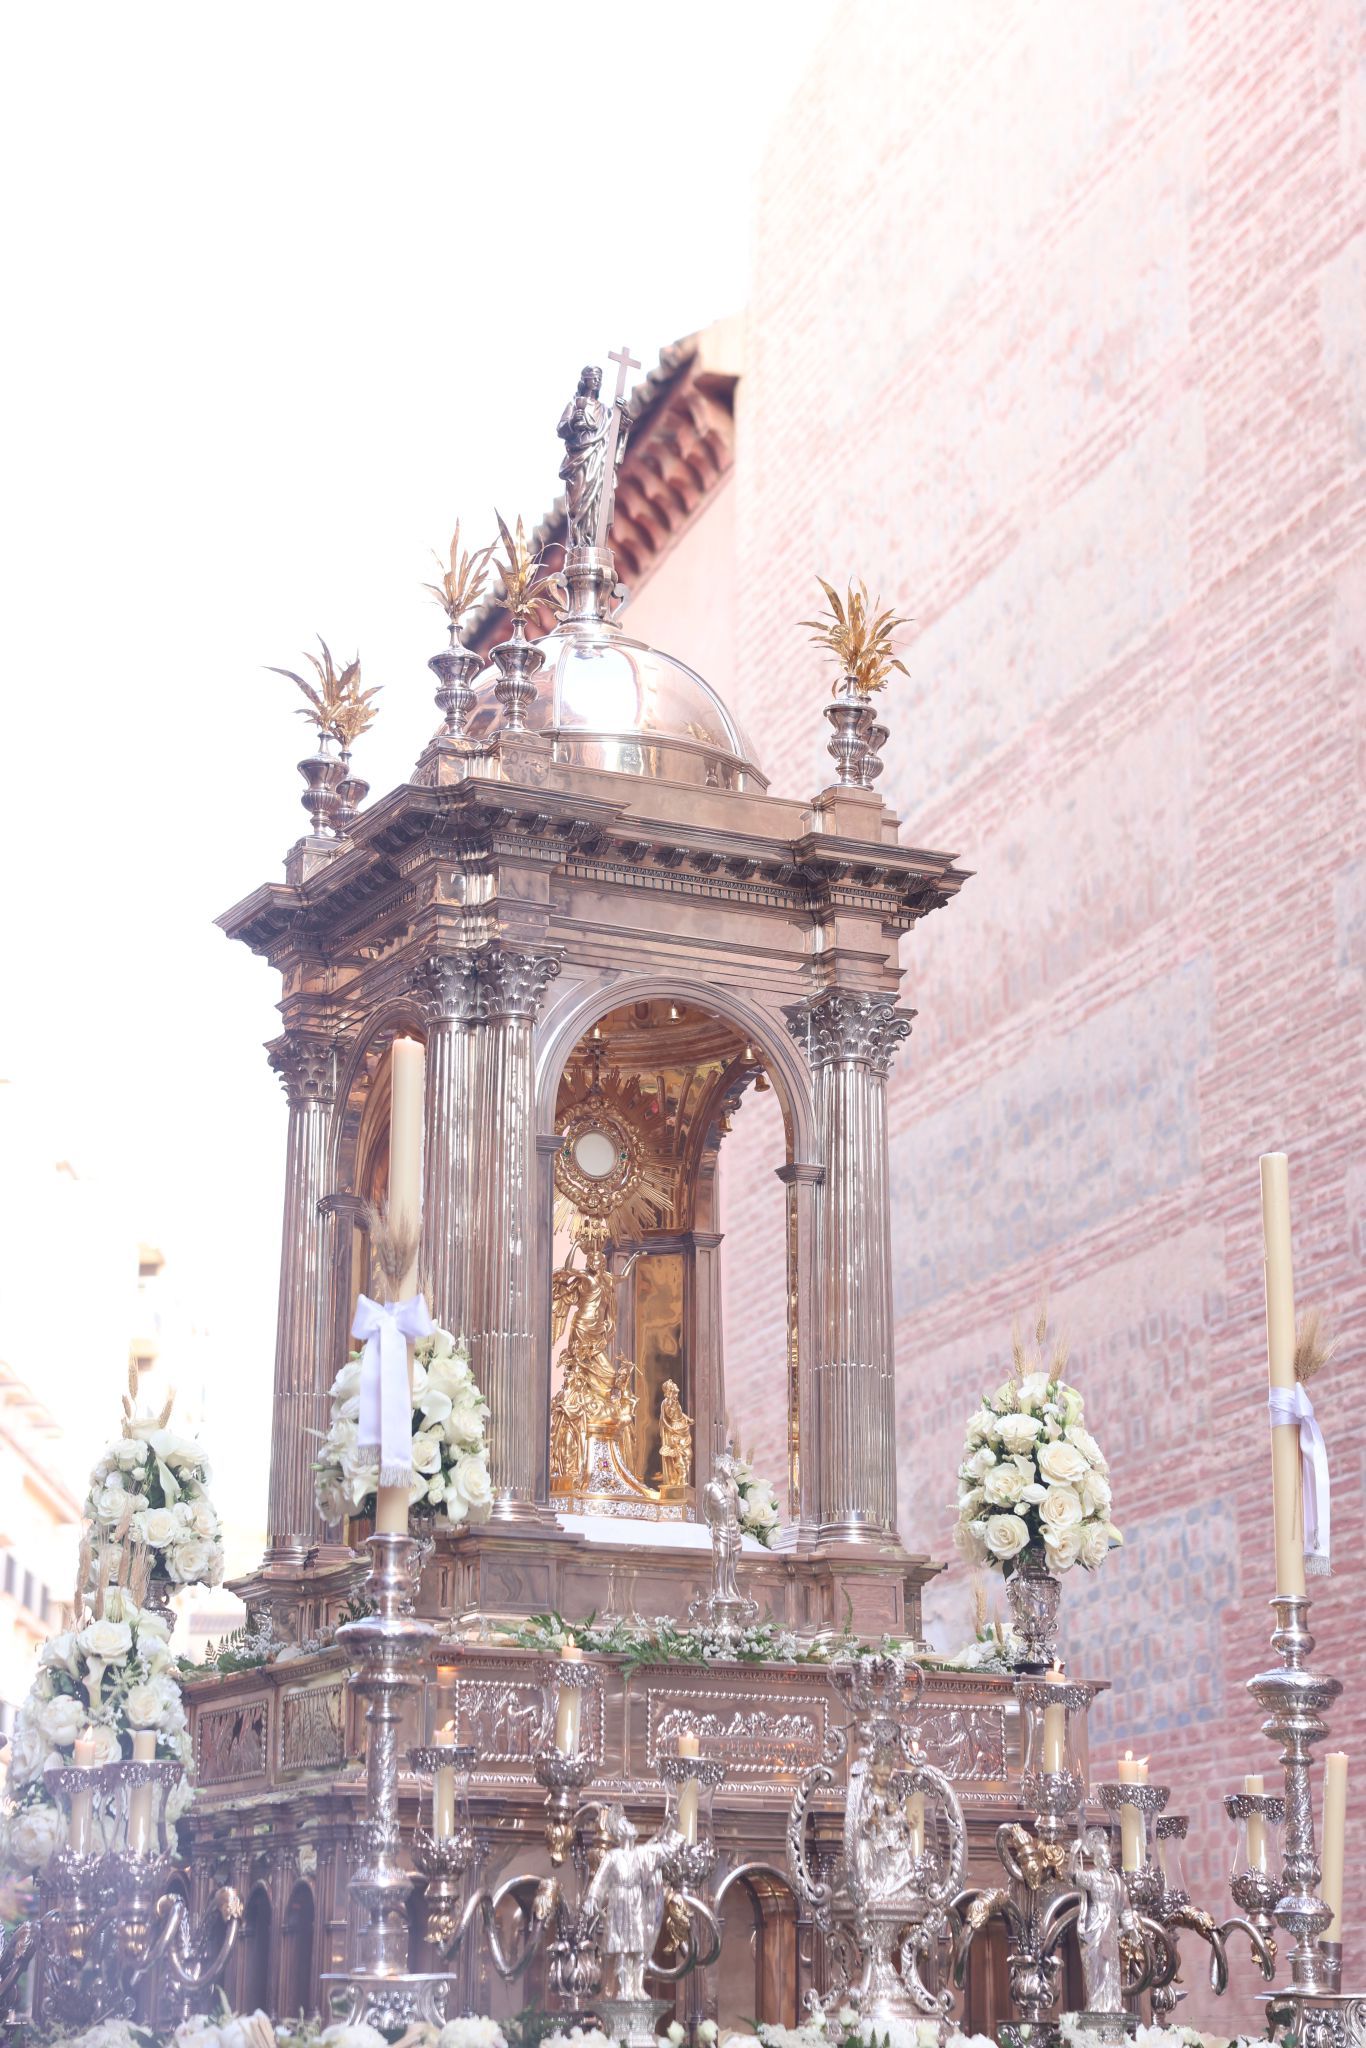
[
  {"xmin": 415, "ymin": 952, "xmax": 477, "ymax": 1023},
  {"xmin": 268, "ymin": 1029, "xmax": 337, "ymax": 1107},
  {"xmin": 784, "ymin": 990, "xmax": 914, "ymax": 1075},
  {"xmin": 470, "ymin": 944, "xmax": 562, "ymax": 1022}
]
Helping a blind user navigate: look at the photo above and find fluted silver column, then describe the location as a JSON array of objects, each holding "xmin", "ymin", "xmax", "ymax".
[
  {"xmin": 785, "ymin": 992, "xmax": 911, "ymax": 1541},
  {"xmin": 466, "ymin": 945, "xmax": 560, "ymax": 1515},
  {"xmin": 265, "ymin": 1029, "xmax": 337, "ymax": 1563},
  {"xmin": 417, "ymin": 954, "xmax": 477, "ymax": 1334}
]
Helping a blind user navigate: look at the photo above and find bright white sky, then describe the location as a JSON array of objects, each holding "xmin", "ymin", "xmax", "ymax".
[{"xmin": 0, "ymin": 1, "xmax": 836, "ymax": 1561}]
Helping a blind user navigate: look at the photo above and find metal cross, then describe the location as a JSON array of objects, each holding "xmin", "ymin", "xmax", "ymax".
[{"xmin": 595, "ymin": 343, "xmax": 641, "ymax": 550}]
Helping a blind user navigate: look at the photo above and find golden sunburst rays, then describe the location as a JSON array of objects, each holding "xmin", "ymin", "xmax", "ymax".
[
  {"xmin": 267, "ymin": 637, "xmax": 381, "ymax": 747},
  {"xmin": 552, "ymin": 1069, "xmax": 676, "ymax": 1243},
  {"xmin": 801, "ymin": 577, "xmax": 911, "ymax": 695}
]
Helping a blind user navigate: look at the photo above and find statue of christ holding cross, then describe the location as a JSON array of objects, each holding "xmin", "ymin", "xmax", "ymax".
[{"xmin": 556, "ymin": 345, "xmax": 639, "ymax": 550}]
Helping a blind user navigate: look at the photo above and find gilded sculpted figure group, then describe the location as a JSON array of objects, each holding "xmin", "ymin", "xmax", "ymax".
[{"xmin": 548, "ymin": 1227, "xmax": 693, "ymax": 1507}]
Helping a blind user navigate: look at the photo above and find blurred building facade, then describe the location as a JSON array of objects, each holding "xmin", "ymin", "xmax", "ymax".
[{"xmin": 596, "ymin": 0, "xmax": 1366, "ymax": 2003}]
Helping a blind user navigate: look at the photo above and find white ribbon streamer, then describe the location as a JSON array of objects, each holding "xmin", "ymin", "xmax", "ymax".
[
  {"xmin": 1267, "ymin": 1382, "xmax": 1331, "ymax": 1576},
  {"xmin": 353, "ymin": 1293, "xmax": 433, "ymax": 1488}
]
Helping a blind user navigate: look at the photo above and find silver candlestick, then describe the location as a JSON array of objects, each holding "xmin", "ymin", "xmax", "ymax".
[
  {"xmin": 1247, "ymin": 1593, "xmax": 1341, "ymax": 1993},
  {"xmin": 321, "ymin": 1530, "xmax": 449, "ymax": 2030},
  {"xmin": 1247, "ymin": 1593, "xmax": 1366, "ymax": 2048}
]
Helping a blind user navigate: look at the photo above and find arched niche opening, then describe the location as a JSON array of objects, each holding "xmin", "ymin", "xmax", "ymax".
[
  {"xmin": 280, "ymin": 1879, "xmax": 316, "ymax": 2019},
  {"xmin": 239, "ymin": 1881, "xmax": 273, "ymax": 2015},
  {"xmin": 545, "ymin": 993, "xmax": 794, "ymax": 1519}
]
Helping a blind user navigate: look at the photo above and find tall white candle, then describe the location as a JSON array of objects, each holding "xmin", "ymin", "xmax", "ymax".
[
  {"xmin": 904, "ymin": 1788, "xmax": 926, "ymax": 1858},
  {"xmin": 376, "ymin": 1035, "xmax": 426, "ymax": 1537},
  {"xmin": 1321, "ymin": 1753, "xmax": 1348, "ymax": 1941},
  {"xmin": 677, "ymin": 1731, "xmax": 700, "ymax": 1845},
  {"xmin": 432, "ymin": 1720, "xmax": 457, "ymax": 1840},
  {"xmin": 1042, "ymin": 1663, "xmax": 1068, "ymax": 1774},
  {"xmin": 1117, "ymin": 1751, "xmax": 1148, "ymax": 1872},
  {"xmin": 68, "ymin": 1729, "xmax": 99, "ymax": 1856},
  {"xmin": 126, "ymin": 1730, "xmax": 157, "ymax": 1855},
  {"xmin": 1260, "ymin": 1153, "xmax": 1306, "ymax": 1599},
  {"xmin": 554, "ymin": 1644, "xmax": 583, "ymax": 1755}
]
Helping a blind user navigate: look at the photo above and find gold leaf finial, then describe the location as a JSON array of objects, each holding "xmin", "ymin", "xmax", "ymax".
[
  {"xmin": 424, "ymin": 521, "xmax": 494, "ymax": 633},
  {"xmin": 801, "ymin": 578, "xmax": 911, "ymax": 695},
  {"xmin": 267, "ymin": 637, "xmax": 381, "ymax": 747},
  {"xmin": 494, "ymin": 511, "xmax": 563, "ymax": 624}
]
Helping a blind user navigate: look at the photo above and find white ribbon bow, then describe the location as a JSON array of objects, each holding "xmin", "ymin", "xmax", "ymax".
[
  {"xmin": 353, "ymin": 1293, "xmax": 434, "ymax": 1489},
  {"xmin": 1267, "ymin": 1382, "xmax": 1331, "ymax": 1575}
]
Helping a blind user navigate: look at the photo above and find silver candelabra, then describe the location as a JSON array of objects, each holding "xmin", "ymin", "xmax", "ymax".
[
  {"xmin": 11, "ymin": 1756, "xmax": 241, "ymax": 2028},
  {"xmin": 787, "ymin": 1653, "xmax": 966, "ymax": 2036}
]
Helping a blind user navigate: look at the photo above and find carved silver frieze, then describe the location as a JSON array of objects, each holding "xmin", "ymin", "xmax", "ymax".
[
  {"xmin": 646, "ymin": 1687, "xmax": 828, "ymax": 1788},
  {"xmin": 197, "ymin": 1700, "xmax": 270, "ymax": 1785},
  {"xmin": 456, "ymin": 1674, "xmax": 601, "ymax": 1767},
  {"xmin": 280, "ymin": 1683, "xmax": 347, "ymax": 1773},
  {"xmin": 902, "ymin": 1701, "xmax": 1008, "ymax": 1782}
]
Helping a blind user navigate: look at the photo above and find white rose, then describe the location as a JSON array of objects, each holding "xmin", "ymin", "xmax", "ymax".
[
  {"xmin": 84, "ymin": 1722, "xmax": 125, "ymax": 1764},
  {"xmin": 445, "ymin": 1492, "xmax": 469, "ymax": 1527},
  {"xmin": 1038, "ymin": 1485, "xmax": 1083, "ymax": 1532},
  {"xmin": 124, "ymin": 1679, "xmax": 177, "ymax": 1729},
  {"xmin": 445, "ymin": 1390, "xmax": 486, "ymax": 1448},
  {"xmin": 187, "ymin": 1499, "xmax": 219, "ymax": 1538},
  {"xmin": 320, "ymin": 2023, "xmax": 388, "ymax": 2048},
  {"xmin": 1078, "ymin": 1469, "xmax": 1112, "ymax": 1516},
  {"xmin": 963, "ymin": 1407, "xmax": 997, "ymax": 1444},
  {"xmin": 964, "ymin": 1445, "xmax": 997, "ymax": 1479},
  {"xmin": 92, "ymin": 1480, "xmax": 130, "ymax": 1521},
  {"xmin": 39, "ymin": 1630, "xmax": 79, "ymax": 1674},
  {"xmin": 1043, "ymin": 1524, "xmax": 1083, "ymax": 1571},
  {"xmin": 1066, "ymin": 1424, "xmax": 1107, "ymax": 1470},
  {"xmin": 957, "ymin": 1485, "xmax": 985, "ymax": 1515},
  {"xmin": 452, "ymin": 1456, "xmax": 493, "ymax": 1513},
  {"xmin": 983, "ymin": 1513, "xmax": 1031, "ymax": 1560},
  {"xmin": 317, "ymin": 1476, "xmax": 347, "ymax": 1525},
  {"xmin": 7, "ymin": 1801, "xmax": 63, "ymax": 1871},
  {"xmin": 39, "ymin": 1694, "xmax": 88, "ymax": 1747},
  {"xmin": 331, "ymin": 1359, "xmax": 362, "ymax": 1400},
  {"xmin": 1018, "ymin": 1371, "xmax": 1053, "ymax": 1409},
  {"xmin": 1080, "ymin": 1522, "xmax": 1114, "ymax": 1569},
  {"xmin": 411, "ymin": 1430, "xmax": 443, "ymax": 1475},
  {"xmin": 78, "ymin": 1618, "xmax": 132, "ymax": 1660},
  {"xmin": 134, "ymin": 1610, "xmax": 172, "ymax": 1643},
  {"xmin": 168, "ymin": 1537, "xmax": 216, "ymax": 1585},
  {"xmin": 135, "ymin": 1506, "xmax": 181, "ymax": 1548},
  {"xmin": 7, "ymin": 1716, "xmax": 48, "ymax": 1784},
  {"xmin": 996, "ymin": 1413, "xmax": 1043, "ymax": 1455},
  {"xmin": 1037, "ymin": 1439, "xmax": 1089, "ymax": 1486},
  {"xmin": 112, "ymin": 1437, "xmax": 145, "ymax": 1469},
  {"xmin": 982, "ymin": 1462, "xmax": 1030, "ymax": 1507}
]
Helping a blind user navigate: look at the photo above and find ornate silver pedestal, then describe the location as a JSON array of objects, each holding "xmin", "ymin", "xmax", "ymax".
[{"xmin": 321, "ymin": 1530, "xmax": 450, "ymax": 2027}]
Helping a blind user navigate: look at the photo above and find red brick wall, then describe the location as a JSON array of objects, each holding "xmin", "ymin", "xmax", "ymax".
[{"xmin": 710, "ymin": 0, "xmax": 1366, "ymax": 2013}]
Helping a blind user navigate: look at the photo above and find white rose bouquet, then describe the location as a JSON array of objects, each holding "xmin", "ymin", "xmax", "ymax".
[
  {"xmin": 83, "ymin": 1419, "xmax": 224, "ymax": 1594},
  {"xmin": 730, "ymin": 1452, "xmax": 782, "ymax": 1549},
  {"xmin": 314, "ymin": 1324, "xmax": 494, "ymax": 1530},
  {"xmin": 954, "ymin": 1336, "xmax": 1121, "ymax": 1579},
  {"xmin": 1, "ymin": 1592, "xmax": 192, "ymax": 1876}
]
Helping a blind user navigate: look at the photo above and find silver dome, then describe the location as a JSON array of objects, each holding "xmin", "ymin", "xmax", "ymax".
[{"xmin": 466, "ymin": 624, "xmax": 766, "ymax": 791}]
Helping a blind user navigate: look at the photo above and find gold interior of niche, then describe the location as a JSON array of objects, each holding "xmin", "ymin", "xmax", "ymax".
[{"xmin": 552, "ymin": 998, "xmax": 765, "ymax": 1496}]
